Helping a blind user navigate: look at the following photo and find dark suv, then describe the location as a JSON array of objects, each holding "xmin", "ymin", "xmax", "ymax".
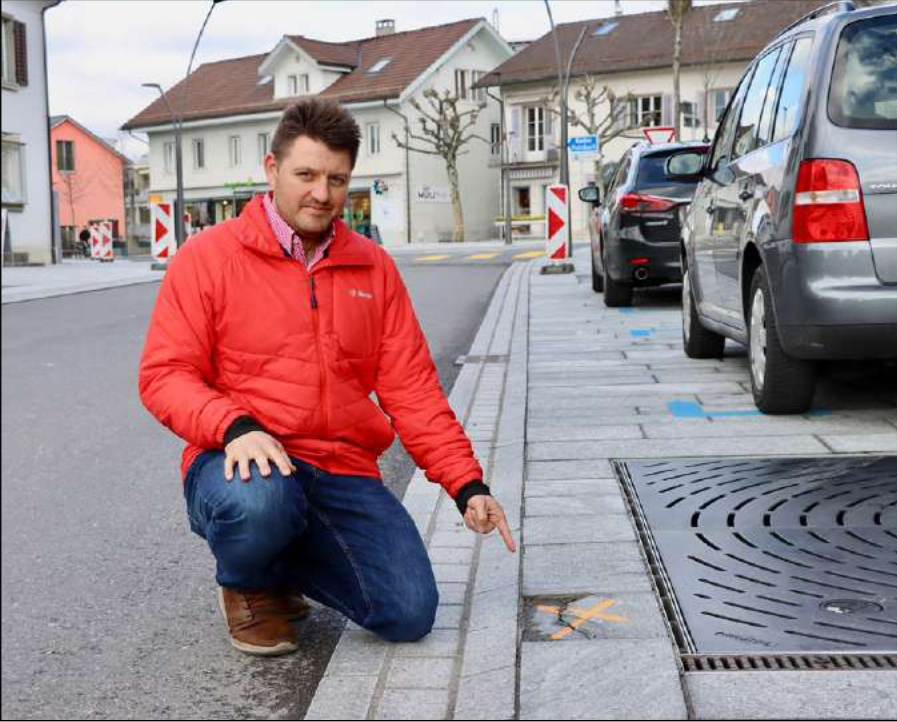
[
  {"xmin": 679, "ymin": 1, "xmax": 897, "ymax": 413},
  {"xmin": 579, "ymin": 142, "xmax": 709, "ymax": 307}
]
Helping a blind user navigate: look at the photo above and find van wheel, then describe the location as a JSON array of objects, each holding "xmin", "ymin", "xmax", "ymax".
[
  {"xmin": 591, "ymin": 253, "xmax": 604, "ymax": 293},
  {"xmin": 748, "ymin": 266, "xmax": 816, "ymax": 414},
  {"xmin": 682, "ymin": 267, "xmax": 724, "ymax": 358}
]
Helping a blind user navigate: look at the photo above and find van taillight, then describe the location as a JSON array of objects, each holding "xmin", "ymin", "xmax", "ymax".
[
  {"xmin": 620, "ymin": 193, "xmax": 677, "ymax": 213},
  {"xmin": 793, "ymin": 159, "xmax": 869, "ymax": 243}
]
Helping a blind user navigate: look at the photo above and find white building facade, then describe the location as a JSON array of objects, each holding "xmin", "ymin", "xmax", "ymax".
[
  {"xmin": 127, "ymin": 19, "xmax": 513, "ymax": 246},
  {"xmin": 2, "ymin": 0, "xmax": 59, "ymax": 265}
]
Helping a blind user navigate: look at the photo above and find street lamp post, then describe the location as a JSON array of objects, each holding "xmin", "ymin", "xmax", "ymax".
[
  {"xmin": 141, "ymin": 1, "xmax": 224, "ymax": 251},
  {"xmin": 141, "ymin": 83, "xmax": 186, "ymax": 248}
]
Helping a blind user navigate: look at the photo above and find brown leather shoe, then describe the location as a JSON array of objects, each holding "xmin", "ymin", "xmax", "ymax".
[
  {"xmin": 218, "ymin": 587, "xmax": 300, "ymax": 656},
  {"xmin": 275, "ymin": 589, "xmax": 311, "ymax": 620}
]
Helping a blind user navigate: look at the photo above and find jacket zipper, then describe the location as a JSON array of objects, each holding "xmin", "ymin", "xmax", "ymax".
[{"xmin": 308, "ymin": 273, "xmax": 328, "ymax": 439}]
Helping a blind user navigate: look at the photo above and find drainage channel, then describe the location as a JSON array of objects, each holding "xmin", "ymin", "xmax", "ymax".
[{"xmin": 615, "ymin": 456, "xmax": 897, "ymax": 670}]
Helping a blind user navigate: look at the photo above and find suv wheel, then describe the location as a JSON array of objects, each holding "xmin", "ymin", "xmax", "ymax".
[
  {"xmin": 602, "ymin": 250, "xmax": 632, "ymax": 307},
  {"xmin": 748, "ymin": 266, "xmax": 816, "ymax": 414},
  {"xmin": 682, "ymin": 267, "xmax": 724, "ymax": 358},
  {"xmin": 591, "ymin": 251, "xmax": 603, "ymax": 293}
]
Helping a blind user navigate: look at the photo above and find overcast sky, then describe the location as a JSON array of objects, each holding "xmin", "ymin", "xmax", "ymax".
[{"xmin": 45, "ymin": 0, "xmax": 724, "ymax": 159}]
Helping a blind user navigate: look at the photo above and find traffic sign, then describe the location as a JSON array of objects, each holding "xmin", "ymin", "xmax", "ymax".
[
  {"xmin": 546, "ymin": 184, "xmax": 569, "ymax": 262},
  {"xmin": 643, "ymin": 126, "xmax": 676, "ymax": 144},
  {"xmin": 567, "ymin": 135, "xmax": 600, "ymax": 156},
  {"xmin": 151, "ymin": 202, "xmax": 176, "ymax": 261}
]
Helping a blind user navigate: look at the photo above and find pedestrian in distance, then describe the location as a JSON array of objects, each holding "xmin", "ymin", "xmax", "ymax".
[{"xmin": 138, "ymin": 97, "xmax": 515, "ymax": 657}]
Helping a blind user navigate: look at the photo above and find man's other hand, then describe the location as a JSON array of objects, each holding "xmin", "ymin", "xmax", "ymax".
[
  {"xmin": 463, "ymin": 496, "xmax": 516, "ymax": 553},
  {"xmin": 224, "ymin": 431, "xmax": 297, "ymax": 481}
]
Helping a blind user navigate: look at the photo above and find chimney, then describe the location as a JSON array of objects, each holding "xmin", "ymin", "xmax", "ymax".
[
  {"xmin": 614, "ymin": 0, "xmax": 623, "ymax": 16},
  {"xmin": 376, "ymin": 19, "xmax": 395, "ymax": 37}
]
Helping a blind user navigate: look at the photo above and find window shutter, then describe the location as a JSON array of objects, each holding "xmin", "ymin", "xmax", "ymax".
[
  {"xmin": 14, "ymin": 21, "xmax": 28, "ymax": 86},
  {"xmin": 509, "ymin": 106, "xmax": 522, "ymax": 162},
  {"xmin": 696, "ymin": 93, "xmax": 705, "ymax": 131},
  {"xmin": 544, "ymin": 107, "xmax": 555, "ymax": 150},
  {"xmin": 610, "ymin": 98, "xmax": 624, "ymax": 133},
  {"xmin": 661, "ymin": 94, "xmax": 673, "ymax": 126}
]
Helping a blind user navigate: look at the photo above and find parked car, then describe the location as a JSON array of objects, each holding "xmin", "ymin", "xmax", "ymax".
[
  {"xmin": 678, "ymin": 1, "xmax": 897, "ymax": 414},
  {"xmin": 579, "ymin": 141, "xmax": 710, "ymax": 307}
]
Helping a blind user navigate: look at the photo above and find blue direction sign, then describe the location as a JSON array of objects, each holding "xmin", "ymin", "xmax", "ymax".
[{"xmin": 567, "ymin": 135, "xmax": 599, "ymax": 156}]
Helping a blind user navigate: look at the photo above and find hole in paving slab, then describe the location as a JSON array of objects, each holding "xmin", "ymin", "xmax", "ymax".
[
  {"xmin": 614, "ymin": 456, "xmax": 897, "ymax": 665},
  {"xmin": 523, "ymin": 595, "xmax": 630, "ymax": 642}
]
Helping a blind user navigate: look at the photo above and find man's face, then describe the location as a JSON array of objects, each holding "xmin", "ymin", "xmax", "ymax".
[{"xmin": 264, "ymin": 135, "xmax": 352, "ymax": 239}]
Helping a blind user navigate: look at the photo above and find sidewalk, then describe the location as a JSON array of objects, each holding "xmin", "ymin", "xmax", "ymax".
[
  {"xmin": 305, "ymin": 247, "xmax": 897, "ymax": 720},
  {"xmin": 1, "ymin": 257, "xmax": 162, "ymax": 304}
]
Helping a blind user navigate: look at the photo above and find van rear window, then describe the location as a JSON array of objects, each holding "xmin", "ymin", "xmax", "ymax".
[{"xmin": 829, "ymin": 14, "xmax": 897, "ymax": 130}]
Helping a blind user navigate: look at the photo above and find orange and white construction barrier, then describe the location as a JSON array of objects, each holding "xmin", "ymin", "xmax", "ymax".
[
  {"xmin": 151, "ymin": 201, "xmax": 176, "ymax": 262},
  {"xmin": 546, "ymin": 184, "xmax": 570, "ymax": 262}
]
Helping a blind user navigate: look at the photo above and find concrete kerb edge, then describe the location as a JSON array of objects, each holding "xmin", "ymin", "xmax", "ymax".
[
  {"xmin": 0, "ymin": 275, "xmax": 163, "ymax": 304},
  {"xmin": 304, "ymin": 261, "xmax": 523, "ymax": 721}
]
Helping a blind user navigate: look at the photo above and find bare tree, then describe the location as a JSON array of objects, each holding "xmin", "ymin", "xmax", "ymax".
[
  {"xmin": 543, "ymin": 77, "xmax": 637, "ymax": 195},
  {"xmin": 392, "ymin": 88, "xmax": 488, "ymax": 242},
  {"xmin": 667, "ymin": 0, "xmax": 693, "ymax": 140},
  {"xmin": 56, "ymin": 172, "xmax": 89, "ymax": 232}
]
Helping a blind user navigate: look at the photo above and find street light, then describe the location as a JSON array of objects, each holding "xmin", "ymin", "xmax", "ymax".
[
  {"xmin": 141, "ymin": 83, "xmax": 186, "ymax": 248},
  {"xmin": 140, "ymin": 1, "xmax": 225, "ymax": 250}
]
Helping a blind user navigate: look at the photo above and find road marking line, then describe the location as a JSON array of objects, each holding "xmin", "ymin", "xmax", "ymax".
[
  {"xmin": 467, "ymin": 253, "xmax": 499, "ymax": 260},
  {"xmin": 415, "ymin": 254, "xmax": 451, "ymax": 261},
  {"xmin": 513, "ymin": 251, "xmax": 545, "ymax": 259}
]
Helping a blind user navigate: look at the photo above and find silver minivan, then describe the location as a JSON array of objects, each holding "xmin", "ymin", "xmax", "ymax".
[{"xmin": 679, "ymin": 1, "xmax": 897, "ymax": 413}]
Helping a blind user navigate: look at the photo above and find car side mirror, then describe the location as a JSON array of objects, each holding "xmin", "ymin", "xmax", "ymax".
[
  {"xmin": 578, "ymin": 186, "xmax": 601, "ymax": 205},
  {"xmin": 665, "ymin": 151, "xmax": 707, "ymax": 179}
]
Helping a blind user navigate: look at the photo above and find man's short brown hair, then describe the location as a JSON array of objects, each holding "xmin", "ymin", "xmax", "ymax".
[{"xmin": 271, "ymin": 98, "xmax": 361, "ymax": 168}]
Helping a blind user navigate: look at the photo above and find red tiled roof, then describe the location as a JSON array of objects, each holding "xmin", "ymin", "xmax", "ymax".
[
  {"xmin": 122, "ymin": 18, "xmax": 482, "ymax": 130},
  {"xmin": 477, "ymin": 0, "xmax": 823, "ymax": 88}
]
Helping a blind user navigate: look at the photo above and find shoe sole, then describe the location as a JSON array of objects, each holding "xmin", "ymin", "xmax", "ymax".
[{"xmin": 217, "ymin": 587, "xmax": 299, "ymax": 657}]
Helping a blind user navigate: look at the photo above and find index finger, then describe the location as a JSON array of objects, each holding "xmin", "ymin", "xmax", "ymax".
[{"xmin": 492, "ymin": 512, "xmax": 516, "ymax": 553}]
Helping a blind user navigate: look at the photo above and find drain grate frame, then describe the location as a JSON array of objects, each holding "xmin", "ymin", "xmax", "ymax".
[{"xmin": 615, "ymin": 456, "xmax": 897, "ymax": 669}]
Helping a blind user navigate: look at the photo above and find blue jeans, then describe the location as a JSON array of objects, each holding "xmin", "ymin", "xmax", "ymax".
[{"xmin": 183, "ymin": 451, "xmax": 438, "ymax": 642}]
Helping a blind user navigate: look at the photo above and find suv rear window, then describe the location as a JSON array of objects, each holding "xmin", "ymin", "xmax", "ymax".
[
  {"xmin": 635, "ymin": 148, "xmax": 708, "ymax": 189},
  {"xmin": 829, "ymin": 14, "xmax": 897, "ymax": 130}
]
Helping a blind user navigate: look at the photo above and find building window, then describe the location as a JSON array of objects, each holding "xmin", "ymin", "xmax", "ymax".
[
  {"xmin": 367, "ymin": 57, "xmax": 391, "ymax": 74},
  {"xmin": 56, "ymin": 140, "xmax": 75, "ymax": 172},
  {"xmin": 228, "ymin": 135, "xmax": 241, "ymax": 167},
  {"xmin": 682, "ymin": 101, "xmax": 699, "ymax": 128},
  {"xmin": 163, "ymin": 141, "xmax": 175, "ymax": 173},
  {"xmin": 139, "ymin": 206, "xmax": 151, "ymax": 224},
  {"xmin": 2, "ymin": 16, "xmax": 27, "ymax": 87},
  {"xmin": 714, "ymin": 8, "xmax": 740, "ymax": 22},
  {"xmin": 2, "ymin": 137, "xmax": 26, "ymax": 204},
  {"xmin": 366, "ymin": 123, "xmax": 380, "ymax": 156},
  {"xmin": 192, "ymin": 138, "xmax": 205, "ymax": 169},
  {"xmin": 287, "ymin": 74, "xmax": 298, "ymax": 95},
  {"xmin": 628, "ymin": 95, "xmax": 662, "ymax": 127},
  {"xmin": 490, "ymin": 123, "xmax": 501, "ymax": 155},
  {"xmin": 526, "ymin": 106, "xmax": 545, "ymax": 152},
  {"xmin": 470, "ymin": 70, "xmax": 486, "ymax": 102},
  {"xmin": 593, "ymin": 20, "xmax": 619, "ymax": 36},
  {"xmin": 455, "ymin": 69, "xmax": 468, "ymax": 100},
  {"xmin": 257, "ymin": 132, "xmax": 269, "ymax": 161},
  {"xmin": 299, "ymin": 73, "xmax": 309, "ymax": 93},
  {"xmin": 711, "ymin": 88, "xmax": 732, "ymax": 123}
]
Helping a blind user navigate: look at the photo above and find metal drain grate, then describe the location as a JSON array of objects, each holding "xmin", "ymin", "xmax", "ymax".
[
  {"xmin": 683, "ymin": 653, "xmax": 897, "ymax": 672},
  {"xmin": 616, "ymin": 457, "xmax": 897, "ymax": 658}
]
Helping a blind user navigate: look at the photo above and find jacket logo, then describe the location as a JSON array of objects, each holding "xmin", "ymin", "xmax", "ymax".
[{"xmin": 349, "ymin": 289, "xmax": 374, "ymax": 300}]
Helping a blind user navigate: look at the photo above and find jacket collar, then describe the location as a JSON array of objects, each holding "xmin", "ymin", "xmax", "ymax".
[{"xmin": 235, "ymin": 194, "xmax": 375, "ymax": 268}]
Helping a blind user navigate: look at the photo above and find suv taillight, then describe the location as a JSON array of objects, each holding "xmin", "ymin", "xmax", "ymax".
[
  {"xmin": 793, "ymin": 159, "xmax": 869, "ymax": 243},
  {"xmin": 620, "ymin": 193, "xmax": 677, "ymax": 213}
]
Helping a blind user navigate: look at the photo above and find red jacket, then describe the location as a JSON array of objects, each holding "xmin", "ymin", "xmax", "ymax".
[{"xmin": 138, "ymin": 195, "xmax": 482, "ymax": 497}]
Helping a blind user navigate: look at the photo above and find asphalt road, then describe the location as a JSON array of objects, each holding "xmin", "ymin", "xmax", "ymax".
[{"xmin": 0, "ymin": 247, "xmax": 517, "ymax": 720}]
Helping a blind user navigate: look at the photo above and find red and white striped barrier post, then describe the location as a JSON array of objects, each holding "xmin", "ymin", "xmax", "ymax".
[
  {"xmin": 99, "ymin": 221, "xmax": 114, "ymax": 262},
  {"xmin": 543, "ymin": 184, "xmax": 575, "ymax": 274},
  {"xmin": 150, "ymin": 201, "xmax": 176, "ymax": 270},
  {"xmin": 89, "ymin": 224, "xmax": 101, "ymax": 260}
]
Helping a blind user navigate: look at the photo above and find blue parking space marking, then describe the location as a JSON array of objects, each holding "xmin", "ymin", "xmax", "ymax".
[
  {"xmin": 630, "ymin": 329, "xmax": 653, "ymax": 338},
  {"xmin": 667, "ymin": 400, "xmax": 832, "ymax": 419}
]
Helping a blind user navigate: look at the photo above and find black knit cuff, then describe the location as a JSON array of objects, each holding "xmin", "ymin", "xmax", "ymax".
[
  {"xmin": 454, "ymin": 480, "xmax": 491, "ymax": 514},
  {"xmin": 223, "ymin": 415, "xmax": 265, "ymax": 446}
]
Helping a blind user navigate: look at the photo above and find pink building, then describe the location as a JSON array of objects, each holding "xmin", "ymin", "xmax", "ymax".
[{"xmin": 50, "ymin": 116, "xmax": 128, "ymax": 256}]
